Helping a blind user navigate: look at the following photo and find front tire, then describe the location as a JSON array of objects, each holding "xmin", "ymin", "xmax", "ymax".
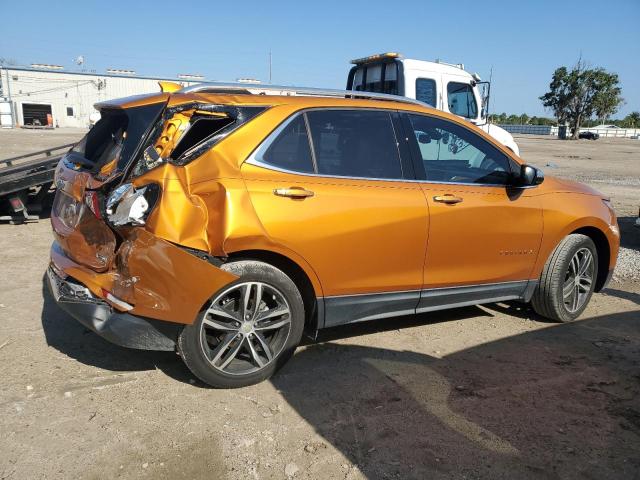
[
  {"xmin": 531, "ymin": 234, "xmax": 598, "ymax": 322},
  {"xmin": 178, "ymin": 260, "xmax": 305, "ymax": 388}
]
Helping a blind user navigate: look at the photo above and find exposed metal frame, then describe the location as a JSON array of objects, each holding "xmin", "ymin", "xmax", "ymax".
[{"xmin": 178, "ymin": 82, "xmax": 428, "ymax": 108}]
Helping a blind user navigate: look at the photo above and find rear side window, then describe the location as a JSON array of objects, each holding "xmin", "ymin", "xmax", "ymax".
[
  {"xmin": 416, "ymin": 78, "xmax": 436, "ymax": 107},
  {"xmin": 261, "ymin": 115, "xmax": 314, "ymax": 173},
  {"xmin": 306, "ymin": 110, "xmax": 403, "ymax": 179},
  {"xmin": 170, "ymin": 116, "xmax": 234, "ymax": 160}
]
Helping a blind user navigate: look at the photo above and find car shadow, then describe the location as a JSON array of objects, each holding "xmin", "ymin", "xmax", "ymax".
[
  {"xmin": 601, "ymin": 287, "xmax": 640, "ymax": 305},
  {"xmin": 619, "ymin": 216, "xmax": 639, "ymax": 251},
  {"xmin": 273, "ymin": 310, "xmax": 640, "ymax": 479},
  {"xmin": 40, "ymin": 277, "xmax": 194, "ymax": 383},
  {"xmin": 41, "ymin": 276, "xmax": 640, "ymax": 477}
]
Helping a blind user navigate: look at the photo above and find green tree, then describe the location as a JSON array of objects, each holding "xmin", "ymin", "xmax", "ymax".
[
  {"xmin": 592, "ymin": 70, "xmax": 623, "ymax": 125},
  {"xmin": 540, "ymin": 60, "xmax": 623, "ymax": 139},
  {"xmin": 624, "ymin": 111, "xmax": 640, "ymax": 128}
]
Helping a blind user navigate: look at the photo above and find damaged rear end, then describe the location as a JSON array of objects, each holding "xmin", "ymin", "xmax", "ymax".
[{"xmin": 46, "ymin": 92, "xmax": 257, "ymax": 350}]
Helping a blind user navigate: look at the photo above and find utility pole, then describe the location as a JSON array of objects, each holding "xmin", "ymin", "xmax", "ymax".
[{"xmin": 269, "ymin": 51, "xmax": 272, "ymax": 84}]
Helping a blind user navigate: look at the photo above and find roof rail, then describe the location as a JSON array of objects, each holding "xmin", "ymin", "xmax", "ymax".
[{"xmin": 177, "ymin": 82, "xmax": 427, "ymax": 107}]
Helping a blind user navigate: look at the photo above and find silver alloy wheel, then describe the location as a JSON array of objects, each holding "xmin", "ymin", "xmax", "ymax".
[
  {"xmin": 200, "ymin": 282, "xmax": 292, "ymax": 375},
  {"xmin": 563, "ymin": 247, "xmax": 595, "ymax": 313}
]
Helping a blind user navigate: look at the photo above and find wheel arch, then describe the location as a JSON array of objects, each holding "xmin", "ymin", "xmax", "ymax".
[
  {"xmin": 226, "ymin": 249, "xmax": 323, "ymax": 336},
  {"xmin": 569, "ymin": 226, "xmax": 610, "ymax": 292}
]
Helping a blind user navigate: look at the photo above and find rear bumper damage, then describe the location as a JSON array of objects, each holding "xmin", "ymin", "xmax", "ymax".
[
  {"xmin": 46, "ymin": 266, "xmax": 179, "ymax": 350},
  {"xmin": 46, "ymin": 228, "xmax": 239, "ymax": 351}
]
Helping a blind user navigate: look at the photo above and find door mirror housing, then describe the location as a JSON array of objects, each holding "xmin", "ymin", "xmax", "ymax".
[{"xmin": 516, "ymin": 164, "xmax": 544, "ymax": 186}]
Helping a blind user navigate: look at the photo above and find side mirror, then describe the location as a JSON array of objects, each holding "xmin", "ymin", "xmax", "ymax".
[{"xmin": 518, "ymin": 164, "xmax": 544, "ymax": 186}]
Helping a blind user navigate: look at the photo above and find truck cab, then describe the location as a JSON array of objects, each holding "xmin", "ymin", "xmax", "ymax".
[{"xmin": 346, "ymin": 53, "xmax": 519, "ymax": 155}]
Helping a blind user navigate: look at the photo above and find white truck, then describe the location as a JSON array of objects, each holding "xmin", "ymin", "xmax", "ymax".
[{"xmin": 346, "ymin": 53, "xmax": 520, "ymax": 155}]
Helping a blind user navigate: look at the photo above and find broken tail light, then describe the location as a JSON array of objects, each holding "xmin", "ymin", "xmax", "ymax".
[
  {"xmin": 105, "ymin": 183, "xmax": 159, "ymax": 227},
  {"xmin": 84, "ymin": 190, "xmax": 103, "ymax": 219}
]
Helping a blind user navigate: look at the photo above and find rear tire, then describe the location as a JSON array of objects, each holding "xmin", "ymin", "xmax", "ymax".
[
  {"xmin": 531, "ymin": 234, "xmax": 598, "ymax": 322},
  {"xmin": 178, "ymin": 260, "xmax": 305, "ymax": 388}
]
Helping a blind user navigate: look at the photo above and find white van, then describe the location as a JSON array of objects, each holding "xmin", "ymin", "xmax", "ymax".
[{"xmin": 346, "ymin": 53, "xmax": 519, "ymax": 155}]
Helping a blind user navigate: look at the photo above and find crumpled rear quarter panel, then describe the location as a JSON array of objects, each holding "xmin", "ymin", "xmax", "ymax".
[{"xmin": 51, "ymin": 228, "xmax": 238, "ymax": 324}]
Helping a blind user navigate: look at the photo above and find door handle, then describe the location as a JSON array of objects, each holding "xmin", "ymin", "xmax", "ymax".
[
  {"xmin": 273, "ymin": 187, "xmax": 315, "ymax": 199},
  {"xmin": 433, "ymin": 194, "xmax": 463, "ymax": 204}
]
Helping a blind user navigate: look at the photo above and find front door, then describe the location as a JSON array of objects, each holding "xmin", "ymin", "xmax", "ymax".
[
  {"xmin": 402, "ymin": 112, "xmax": 543, "ymax": 307},
  {"xmin": 242, "ymin": 108, "xmax": 428, "ymax": 326}
]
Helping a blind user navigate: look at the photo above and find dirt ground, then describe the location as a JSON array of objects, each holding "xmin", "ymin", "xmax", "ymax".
[{"xmin": 0, "ymin": 130, "xmax": 639, "ymax": 479}]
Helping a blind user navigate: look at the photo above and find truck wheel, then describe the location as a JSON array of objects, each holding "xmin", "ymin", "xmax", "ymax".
[
  {"xmin": 178, "ymin": 260, "xmax": 305, "ymax": 388},
  {"xmin": 531, "ymin": 234, "xmax": 598, "ymax": 322}
]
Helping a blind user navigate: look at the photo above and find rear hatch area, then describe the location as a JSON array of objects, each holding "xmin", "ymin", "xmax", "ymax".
[{"xmin": 49, "ymin": 95, "xmax": 238, "ymax": 325}]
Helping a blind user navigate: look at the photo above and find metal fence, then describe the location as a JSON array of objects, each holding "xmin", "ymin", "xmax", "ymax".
[
  {"xmin": 579, "ymin": 127, "xmax": 640, "ymax": 138},
  {"xmin": 498, "ymin": 124, "xmax": 555, "ymax": 135},
  {"xmin": 499, "ymin": 124, "xmax": 640, "ymax": 138}
]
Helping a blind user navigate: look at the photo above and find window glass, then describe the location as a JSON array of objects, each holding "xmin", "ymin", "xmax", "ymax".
[
  {"xmin": 364, "ymin": 64, "xmax": 383, "ymax": 92},
  {"xmin": 261, "ymin": 115, "xmax": 314, "ymax": 173},
  {"xmin": 408, "ymin": 113, "xmax": 512, "ymax": 184},
  {"xmin": 72, "ymin": 110, "xmax": 128, "ymax": 167},
  {"xmin": 66, "ymin": 107, "xmax": 74, "ymax": 117},
  {"xmin": 306, "ymin": 110, "xmax": 403, "ymax": 179},
  {"xmin": 416, "ymin": 78, "xmax": 436, "ymax": 107},
  {"xmin": 352, "ymin": 68, "xmax": 365, "ymax": 91},
  {"xmin": 447, "ymin": 82, "xmax": 478, "ymax": 119},
  {"xmin": 351, "ymin": 63, "xmax": 399, "ymax": 95},
  {"xmin": 382, "ymin": 63, "xmax": 399, "ymax": 94}
]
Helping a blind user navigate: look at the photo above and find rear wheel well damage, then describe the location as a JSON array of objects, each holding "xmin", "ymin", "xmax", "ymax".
[
  {"xmin": 226, "ymin": 250, "xmax": 320, "ymax": 337},
  {"xmin": 570, "ymin": 226, "xmax": 610, "ymax": 292}
]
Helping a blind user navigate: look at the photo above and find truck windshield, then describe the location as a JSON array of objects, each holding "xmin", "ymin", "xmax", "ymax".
[
  {"xmin": 351, "ymin": 62, "xmax": 399, "ymax": 95},
  {"xmin": 447, "ymin": 82, "xmax": 478, "ymax": 119}
]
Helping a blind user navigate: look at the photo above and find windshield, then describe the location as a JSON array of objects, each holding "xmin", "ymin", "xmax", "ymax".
[
  {"xmin": 350, "ymin": 62, "xmax": 400, "ymax": 95},
  {"xmin": 447, "ymin": 82, "xmax": 478, "ymax": 119},
  {"xmin": 69, "ymin": 102, "xmax": 165, "ymax": 173}
]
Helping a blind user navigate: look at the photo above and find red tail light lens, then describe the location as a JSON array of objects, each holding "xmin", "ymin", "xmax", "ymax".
[
  {"xmin": 84, "ymin": 190, "xmax": 102, "ymax": 219},
  {"xmin": 9, "ymin": 196, "xmax": 25, "ymax": 212}
]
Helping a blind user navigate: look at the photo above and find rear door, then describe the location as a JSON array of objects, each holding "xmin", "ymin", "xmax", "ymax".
[
  {"xmin": 242, "ymin": 108, "xmax": 428, "ymax": 327},
  {"xmin": 400, "ymin": 112, "xmax": 543, "ymax": 307}
]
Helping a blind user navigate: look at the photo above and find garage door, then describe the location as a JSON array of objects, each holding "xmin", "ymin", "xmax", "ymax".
[{"xmin": 22, "ymin": 103, "xmax": 52, "ymax": 126}]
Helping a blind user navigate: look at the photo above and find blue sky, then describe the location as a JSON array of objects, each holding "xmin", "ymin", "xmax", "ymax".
[{"xmin": 1, "ymin": 0, "xmax": 638, "ymax": 117}]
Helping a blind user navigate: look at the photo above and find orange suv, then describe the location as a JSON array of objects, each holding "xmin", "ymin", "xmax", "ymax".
[{"xmin": 47, "ymin": 84, "xmax": 619, "ymax": 387}]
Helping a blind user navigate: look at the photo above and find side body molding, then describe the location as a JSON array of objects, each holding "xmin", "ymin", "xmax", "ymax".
[{"xmin": 320, "ymin": 280, "xmax": 536, "ymax": 328}]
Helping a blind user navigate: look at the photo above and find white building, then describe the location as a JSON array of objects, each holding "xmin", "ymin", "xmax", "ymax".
[{"xmin": 0, "ymin": 66, "xmax": 204, "ymax": 128}]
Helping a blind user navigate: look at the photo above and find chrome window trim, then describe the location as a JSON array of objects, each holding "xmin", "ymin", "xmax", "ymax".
[{"xmin": 245, "ymin": 108, "xmax": 535, "ymax": 188}]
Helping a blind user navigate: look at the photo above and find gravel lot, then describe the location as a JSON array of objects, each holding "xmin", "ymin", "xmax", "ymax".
[{"xmin": 0, "ymin": 130, "xmax": 639, "ymax": 479}]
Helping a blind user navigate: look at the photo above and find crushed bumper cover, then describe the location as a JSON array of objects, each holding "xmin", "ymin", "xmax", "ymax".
[
  {"xmin": 46, "ymin": 227, "xmax": 239, "ymax": 350},
  {"xmin": 48, "ymin": 229, "xmax": 238, "ymax": 325},
  {"xmin": 46, "ymin": 266, "xmax": 179, "ymax": 351}
]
